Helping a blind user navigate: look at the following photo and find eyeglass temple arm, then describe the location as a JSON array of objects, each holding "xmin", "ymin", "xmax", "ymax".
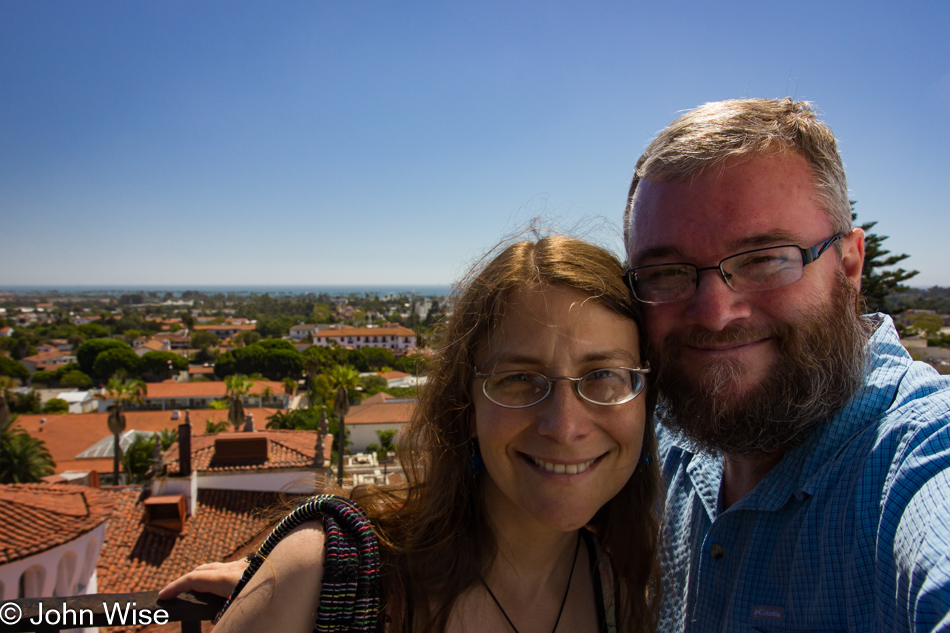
[{"xmin": 801, "ymin": 234, "xmax": 843, "ymax": 265}]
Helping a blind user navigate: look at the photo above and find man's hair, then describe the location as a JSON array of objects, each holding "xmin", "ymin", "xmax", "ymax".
[
  {"xmin": 623, "ymin": 98, "xmax": 852, "ymax": 247},
  {"xmin": 358, "ymin": 235, "xmax": 662, "ymax": 632}
]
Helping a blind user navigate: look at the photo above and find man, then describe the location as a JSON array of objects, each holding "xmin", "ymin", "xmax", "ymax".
[{"xmin": 623, "ymin": 98, "xmax": 950, "ymax": 632}]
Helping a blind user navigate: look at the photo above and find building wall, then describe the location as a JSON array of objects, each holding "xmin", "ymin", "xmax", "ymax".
[
  {"xmin": 0, "ymin": 523, "xmax": 106, "ymax": 602},
  {"xmin": 348, "ymin": 423, "xmax": 404, "ymax": 452},
  {"xmin": 197, "ymin": 469, "xmax": 326, "ymax": 493}
]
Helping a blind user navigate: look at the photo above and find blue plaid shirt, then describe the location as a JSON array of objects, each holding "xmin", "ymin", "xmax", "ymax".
[{"xmin": 658, "ymin": 315, "xmax": 950, "ymax": 632}]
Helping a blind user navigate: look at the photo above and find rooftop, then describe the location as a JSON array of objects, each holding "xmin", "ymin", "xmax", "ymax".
[{"xmin": 0, "ymin": 483, "xmax": 113, "ymax": 564}]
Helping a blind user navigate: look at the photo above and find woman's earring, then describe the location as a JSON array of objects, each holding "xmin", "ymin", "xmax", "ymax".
[{"xmin": 469, "ymin": 439, "xmax": 484, "ymax": 477}]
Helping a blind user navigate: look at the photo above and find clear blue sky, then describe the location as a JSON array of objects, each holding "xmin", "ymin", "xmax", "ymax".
[{"xmin": 2, "ymin": 1, "xmax": 948, "ymax": 288}]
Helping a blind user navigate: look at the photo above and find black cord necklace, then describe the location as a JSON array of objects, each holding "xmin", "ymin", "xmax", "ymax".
[{"xmin": 480, "ymin": 534, "xmax": 581, "ymax": 633}]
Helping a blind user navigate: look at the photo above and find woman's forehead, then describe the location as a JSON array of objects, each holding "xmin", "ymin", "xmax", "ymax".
[{"xmin": 475, "ymin": 285, "xmax": 641, "ymax": 366}]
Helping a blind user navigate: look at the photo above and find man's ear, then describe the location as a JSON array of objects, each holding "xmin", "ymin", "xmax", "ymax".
[{"xmin": 841, "ymin": 227, "xmax": 865, "ymax": 289}]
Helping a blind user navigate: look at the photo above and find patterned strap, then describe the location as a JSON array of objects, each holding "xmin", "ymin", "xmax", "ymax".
[{"xmin": 216, "ymin": 494, "xmax": 382, "ymax": 632}]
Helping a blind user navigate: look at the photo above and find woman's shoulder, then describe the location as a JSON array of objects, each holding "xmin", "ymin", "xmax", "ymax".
[{"xmin": 213, "ymin": 520, "xmax": 327, "ymax": 633}]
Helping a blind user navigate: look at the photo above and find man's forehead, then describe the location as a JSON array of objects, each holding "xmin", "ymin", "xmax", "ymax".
[{"xmin": 626, "ymin": 154, "xmax": 830, "ymax": 264}]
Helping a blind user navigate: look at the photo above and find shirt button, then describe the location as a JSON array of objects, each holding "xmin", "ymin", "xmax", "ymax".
[{"xmin": 710, "ymin": 543, "xmax": 725, "ymax": 560}]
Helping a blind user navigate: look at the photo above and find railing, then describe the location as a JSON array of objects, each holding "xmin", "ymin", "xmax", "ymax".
[{"xmin": 0, "ymin": 591, "xmax": 224, "ymax": 632}]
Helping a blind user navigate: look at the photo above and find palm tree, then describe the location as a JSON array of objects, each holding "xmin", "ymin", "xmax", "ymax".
[
  {"xmin": 101, "ymin": 374, "xmax": 147, "ymax": 485},
  {"xmin": 0, "ymin": 422, "xmax": 55, "ymax": 483},
  {"xmin": 282, "ymin": 376, "xmax": 297, "ymax": 398},
  {"xmin": 0, "ymin": 376, "xmax": 12, "ymax": 431},
  {"xmin": 327, "ymin": 365, "xmax": 360, "ymax": 485},
  {"xmin": 224, "ymin": 374, "xmax": 252, "ymax": 431}
]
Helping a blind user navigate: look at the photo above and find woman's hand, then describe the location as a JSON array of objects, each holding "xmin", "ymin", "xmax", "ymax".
[{"xmin": 157, "ymin": 560, "xmax": 247, "ymax": 600}]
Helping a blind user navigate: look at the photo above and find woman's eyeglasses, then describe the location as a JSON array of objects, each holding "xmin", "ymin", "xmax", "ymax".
[{"xmin": 475, "ymin": 366, "xmax": 650, "ymax": 409}]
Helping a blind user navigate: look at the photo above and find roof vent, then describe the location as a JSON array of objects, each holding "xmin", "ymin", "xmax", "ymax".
[
  {"xmin": 171, "ymin": 410, "xmax": 180, "ymax": 420},
  {"xmin": 144, "ymin": 494, "xmax": 187, "ymax": 531},
  {"xmin": 212, "ymin": 433, "xmax": 269, "ymax": 464}
]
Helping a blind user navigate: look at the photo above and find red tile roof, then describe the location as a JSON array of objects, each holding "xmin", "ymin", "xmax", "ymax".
[
  {"xmin": 97, "ymin": 487, "xmax": 299, "ymax": 595},
  {"xmin": 137, "ymin": 380, "xmax": 282, "ymax": 399},
  {"xmin": 162, "ymin": 429, "xmax": 333, "ymax": 474},
  {"xmin": 21, "ymin": 349, "xmax": 66, "ymax": 364},
  {"xmin": 192, "ymin": 324, "xmax": 257, "ymax": 332},
  {"xmin": 345, "ymin": 398, "xmax": 416, "ymax": 425},
  {"xmin": 12, "ymin": 408, "xmax": 279, "ymax": 474},
  {"xmin": 314, "ymin": 325, "xmax": 416, "ymax": 339},
  {"xmin": 0, "ymin": 483, "xmax": 113, "ymax": 564},
  {"xmin": 378, "ymin": 370, "xmax": 411, "ymax": 381}
]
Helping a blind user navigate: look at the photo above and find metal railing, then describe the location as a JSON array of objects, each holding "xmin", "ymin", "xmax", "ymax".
[{"xmin": 0, "ymin": 591, "xmax": 224, "ymax": 632}]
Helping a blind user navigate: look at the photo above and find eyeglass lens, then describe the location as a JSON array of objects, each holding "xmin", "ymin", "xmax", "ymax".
[
  {"xmin": 483, "ymin": 368, "xmax": 642, "ymax": 407},
  {"xmin": 632, "ymin": 245, "xmax": 807, "ymax": 302}
]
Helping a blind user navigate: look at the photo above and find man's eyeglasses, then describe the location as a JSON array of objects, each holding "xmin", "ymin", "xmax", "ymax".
[
  {"xmin": 623, "ymin": 234, "xmax": 844, "ymax": 304},
  {"xmin": 475, "ymin": 366, "xmax": 650, "ymax": 409}
]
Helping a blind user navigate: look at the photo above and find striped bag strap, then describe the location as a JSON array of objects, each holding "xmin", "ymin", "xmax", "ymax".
[{"xmin": 216, "ymin": 494, "xmax": 382, "ymax": 632}]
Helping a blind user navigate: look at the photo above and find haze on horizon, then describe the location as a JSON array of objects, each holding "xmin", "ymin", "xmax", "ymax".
[{"xmin": 2, "ymin": 2, "xmax": 948, "ymax": 288}]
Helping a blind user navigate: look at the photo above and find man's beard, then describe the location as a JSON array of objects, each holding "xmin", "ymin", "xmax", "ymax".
[{"xmin": 651, "ymin": 274, "xmax": 870, "ymax": 457}]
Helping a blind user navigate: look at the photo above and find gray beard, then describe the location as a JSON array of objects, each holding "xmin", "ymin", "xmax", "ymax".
[{"xmin": 651, "ymin": 275, "xmax": 870, "ymax": 457}]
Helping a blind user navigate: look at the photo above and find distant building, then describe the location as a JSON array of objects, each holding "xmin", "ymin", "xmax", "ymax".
[
  {"xmin": 344, "ymin": 392, "xmax": 416, "ymax": 452},
  {"xmin": 312, "ymin": 324, "xmax": 416, "ymax": 352}
]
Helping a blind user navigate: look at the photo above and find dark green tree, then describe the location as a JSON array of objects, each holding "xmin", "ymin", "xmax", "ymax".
[
  {"xmin": 92, "ymin": 347, "xmax": 142, "ymax": 379},
  {"xmin": 0, "ymin": 357, "xmax": 29, "ymax": 380},
  {"xmin": 42, "ymin": 398, "xmax": 69, "ymax": 414},
  {"xmin": 853, "ymin": 209, "xmax": 918, "ymax": 314},
  {"xmin": 76, "ymin": 339, "xmax": 129, "ymax": 376},
  {"xmin": 140, "ymin": 351, "xmax": 188, "ymax": 381},
  {"xmin": 121, "ymin": 434, "xmax": 157, "ymax": 484}
]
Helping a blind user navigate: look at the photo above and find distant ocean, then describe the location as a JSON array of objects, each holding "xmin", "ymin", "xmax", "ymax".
[{"xmin": 0, "ymin": 284, "xmax": 454, "ymax": 297}]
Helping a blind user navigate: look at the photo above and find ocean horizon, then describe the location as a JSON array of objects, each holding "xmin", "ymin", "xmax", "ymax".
[{"xmin": 0, "ymin": 284, "xmax": 454, "ymax": 297}]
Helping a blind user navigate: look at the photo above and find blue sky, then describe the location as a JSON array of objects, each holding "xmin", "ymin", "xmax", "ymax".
[{"xmin": 2, "ymin": 1, "xmax": 948, "ymax": 288}]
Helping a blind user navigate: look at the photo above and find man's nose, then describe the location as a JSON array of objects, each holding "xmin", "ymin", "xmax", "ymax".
[
  {"xmin": 684, "ymin": 267, "xmax": 752, "ymax": 331},
  {"xmin": 536, "ymin": 380, "xmax": 594, "ymax": 444}
]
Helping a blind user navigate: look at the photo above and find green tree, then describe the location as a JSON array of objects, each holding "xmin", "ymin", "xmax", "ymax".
[
  {"xmin": 282, "ymin": 376, "xmax": 298, "ymax": 398},
  {"xmin": 362, "ymin": 347, "xmax": 396, "ymax": 371},
  {"xmin": 158, "ymin": 427, "xmax": 179, "ymax": 450},
  {"xmin": 912, "ymin": 313, "xmax": 944, "ymax": 337},
  {"xmin": 0, "ymin": 418, "xmax": 56, "ymax": 483},
  {"xmin": 0, "ymin": 357, "xmax": 29, "ymax": 380},
  {"xmin": 205, "ymin": 419, "xmax": 230, "ymax": 434},
  {"xmin": 327, "ymin": 365, "xmax": 360, "ymax": 485},
  {"xmin": 853, "ymin": 209, "xmax": 919, "ymax": 314},
  {"xmin": 101, "ymin": 375, "xmax": 147, "ymax": 484},
  {"xmin": 92, "ymin": 346, "xmax": 142, "ymax": 380},
  {"xmin": 190, "ymin": 330, "xmax": 221, "ymax": 350},
  {"xmin": 121, "ymin": 434, "xmax": 157, "ymax": 484},
  {"xmin": 224, "ymin": 374, "xmax": 252, "ymax": 431},
  {"xmin": 76, "ymin": 339, "xmax": 130, "ymax": 376},
  {"xmin": 60, "ymin": 370, "xmax": 93, "ymax": 389},
  {"xmin": 360, "ymin": 374, "xmax": 388, "ymax": 396},
  {"xmin": 140, "ymin": 351, "xmax": 188, "ymax": 381},
  {"xmin": 42, "ymin": 398, "xmax": 69, "ymax": 414},
  {"xmin": 233, "ymin": 330, "xmax": 262, "ymax": 347}
]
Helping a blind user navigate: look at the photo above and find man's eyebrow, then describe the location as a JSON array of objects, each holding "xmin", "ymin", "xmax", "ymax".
[{"xmin": 632, "ymin": 230, "xmax": 807, "ymax": 265}]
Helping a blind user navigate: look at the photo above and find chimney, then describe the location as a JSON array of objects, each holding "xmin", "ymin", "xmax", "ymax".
[
  {"xmin": 243, "ymin": 412, "xmax": 255, "ymax": 432},
  {"xmin": 178, "ymin": 410, "xmax": 192, "ymax": 476}
]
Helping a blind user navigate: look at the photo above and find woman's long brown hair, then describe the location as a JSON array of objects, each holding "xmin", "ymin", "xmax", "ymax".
[{"xmin": 349, "ymin": 235, "xmax": 661, "ymax": 632}]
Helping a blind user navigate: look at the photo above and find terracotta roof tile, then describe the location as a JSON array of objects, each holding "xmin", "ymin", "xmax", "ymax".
[
  {"xmin": 313, "ymin": 325, "xmax": 416, "ymax": 339},
  {"xmin": 97, "ymin": 487, "xmax": 301, "ymax": 595},
  {"xmin": 12, "ymin": 408, "xmax": 279, "ymax": 474},
  {"xmin": 345, "ymin": 399, "xmax": 416, "ymax": 425},
  {"xmin": 163, "ymin": 429, "xmax": 333, "ymax": 473},
  {"xmin": 136, "ymin": 380, "xmax": 282, "ymax": 399},
  {"xmin": 0, "ymin": 483, "xmax": 113, "ymax": 564}
]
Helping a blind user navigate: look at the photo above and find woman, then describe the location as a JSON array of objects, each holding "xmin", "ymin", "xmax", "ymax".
[{"xmin": 160, "ymin": 235, "xmax": 661, "ymax": 632}]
